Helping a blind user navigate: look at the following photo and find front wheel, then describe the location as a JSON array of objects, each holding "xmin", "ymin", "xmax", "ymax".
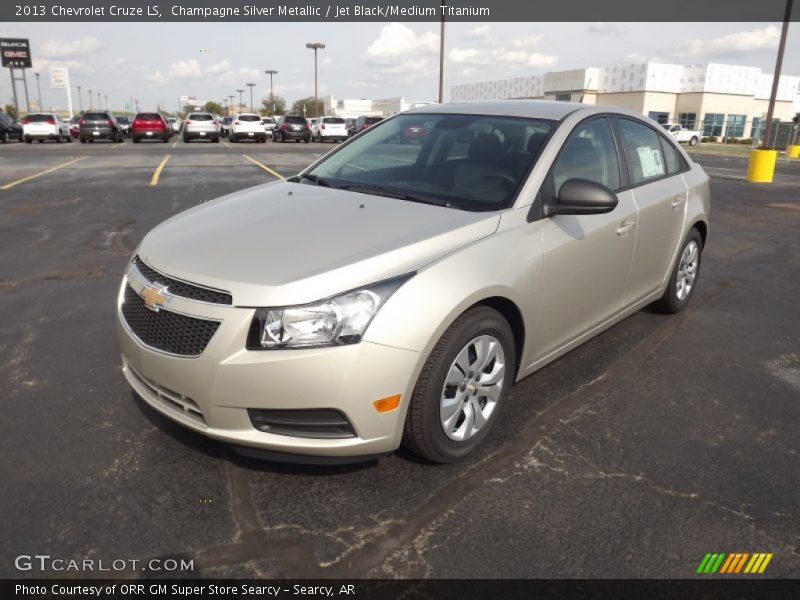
[
  {"xmin": 689, "ymin": 136, "xmax": 698, "ymax": 146},
  {"xmin": 652, "ymin": 228, "xmax": 703, "ymax": 314},
  {"xmin": 403, "ymin": 306, "xmax": 515, "ymax": 463}
]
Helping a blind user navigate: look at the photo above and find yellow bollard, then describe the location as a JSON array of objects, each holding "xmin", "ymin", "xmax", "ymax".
[
  {"xmin": 787, "ymin": 145, "xmax": 800, "ymax": 159},
  {"xmin": 746, "ymin": 149, "xmax": 778, "ymax": 183}
]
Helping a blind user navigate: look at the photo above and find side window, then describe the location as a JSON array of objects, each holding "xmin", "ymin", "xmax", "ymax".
[
  {"xmin": 551, "ymin": 117, "xmax": 621, "ymax": 194},
  {"xmin": 658, "ymin": 135, "xmax": 683, "ymax": 175},
  {"xmin": 617, "ymin": 118, "xmax": 666, "ymax": 186}
]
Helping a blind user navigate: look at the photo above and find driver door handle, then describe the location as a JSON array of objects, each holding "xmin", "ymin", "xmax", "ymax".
[
  {"xmin": 671, "ymin": 194, "xmax": 687, "ymax": 209},
  {"xmin": 616, "ymin": 220, "xmax": 636, "ymax": 237}
]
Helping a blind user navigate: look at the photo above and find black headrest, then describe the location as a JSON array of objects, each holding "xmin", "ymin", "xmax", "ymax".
[
  {"xmin": 526, "ymin": 132, "xmax": 548, "ymax": 154},
  {"xmin": 468, "ymin": 133, "xmax": 504, "ymax": 164}
]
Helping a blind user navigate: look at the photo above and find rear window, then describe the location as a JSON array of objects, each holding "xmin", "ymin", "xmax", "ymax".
[
  {"xmin": 116, "ymin": 117, "xmax": 130, "ymax": 124},
  {"xmin": 188, "ymin": 113, "xmax": 213, "ymax": 121},
  {"xmin": 222, "ymin": 117, "xmax": 232, "ymax": 124},
  {"xmin": 283, "ymin": 116, "xmax": 306, "ymax": 124},
  {"xmin": 365, "ymin": 117, "xmax": 383, "ymax": 125},
  {"xmin": 26, "ymin": 114, "xmax": 54, "ymax": 122},
  {"xmin": 136, "ymin": 113, "xmax": 161, "ymax": 121},
  {"xmin": 262, "ymin": 118, "xmax": 275, "ymax": 124},
  {"xmin": 323, "ymin": 117, "xmax": 345, "ymax": 124},
  {"xmin": 83, "ymin": 112, "xmax": 110, "ymax": 121},
  {"xmin": 239, "ymin": 115, "xmax": 262, "ymax": 122}
]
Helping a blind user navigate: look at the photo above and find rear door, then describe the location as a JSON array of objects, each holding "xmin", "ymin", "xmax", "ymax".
[
  {"xmin": 538, "ymin": 116, "xmax": 638, "ymax": 355},
  {"xmin": 612, "ymin": 116, "xmax": 689, "ymax": 304}
]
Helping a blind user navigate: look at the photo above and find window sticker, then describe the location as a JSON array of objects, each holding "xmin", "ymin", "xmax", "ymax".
[{"xmin": 637, "ymin": 146, "xmax": 665, "ymax": 178}]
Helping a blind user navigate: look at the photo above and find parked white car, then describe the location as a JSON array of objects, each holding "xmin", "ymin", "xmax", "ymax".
[
  {"xmin": 22, "ymin": 113, "xmax": 71, "ymax": 143},
  {"xmin": 312, "ymin": 116, "xmax": 348, "ymax": 143},
  {"xmin": 261, "ymin": 117, "xmax": 276, "ymax": 139},
  {"xmin": 663, "ymin": 124, "xmax": 701, "ymax": 146},
  {"xmin": 229, "ymin": 113, "xmax": 268, "ymax": 143},
  {"xmin": 182, "ymin": 112, "xmax": 220, "ymax": 143}
]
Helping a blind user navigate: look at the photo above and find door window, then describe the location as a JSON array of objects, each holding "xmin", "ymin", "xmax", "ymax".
[
  {"xmin": 551, "ymin": 117, "xmax": 621, "ymax": 194},
  {"xmin": 617, "ymin": 118, "xmax": 667, "ymax": 186}
]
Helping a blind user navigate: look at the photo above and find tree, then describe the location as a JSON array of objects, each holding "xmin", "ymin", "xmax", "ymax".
[
  {"xmin": 204, "ymin": 101, "xmax": 224, "ymax": 115},
  {"xmin": 260, "ymin": 94, "xmax": 286, "ymax": 116},
  {"xmin": 4, "ymin": 104, "xmax": 18, "ymax": 119},
  {"xmin": 290, "ymin": 96, "xmax": 324, "ymax": 117},
  {"xmin": 182, "ymin": 104, "xmax": 196, "ymax": 115}
]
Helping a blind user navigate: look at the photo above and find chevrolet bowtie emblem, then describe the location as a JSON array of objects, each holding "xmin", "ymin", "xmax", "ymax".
[{"xmin": 141, "ymin": 285, "xmax": 168, "ymax": 312}]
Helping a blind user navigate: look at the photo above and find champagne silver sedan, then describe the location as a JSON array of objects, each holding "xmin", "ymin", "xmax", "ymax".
[{"xmin": 117, "ymin": 101, "xmax": 710, "ymax": 463}]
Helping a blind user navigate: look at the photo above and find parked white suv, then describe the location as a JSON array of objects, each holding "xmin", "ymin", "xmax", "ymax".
[
  {"xmin": 312, "ymin": 116, "xmax": 348, "ymax": 143},
  {"xmin": 261, "ymin": 117, "xmax": 277, "ymax": 139},
  {"xmin": 182, "ymin": 112, "xmax": 220, "ymax": 143},
  {"xmin": 230, "ymin": 113, "xmax": 267, "ymax": 143},
  {"xmin": 22, "ymin": 113, "xmax": 71, "ymax": 143}
]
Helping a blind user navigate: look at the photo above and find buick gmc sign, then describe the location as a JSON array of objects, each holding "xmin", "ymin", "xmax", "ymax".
[{"xmin": 1, "ymin": 39, "xmax": 32, "ymax": 68}]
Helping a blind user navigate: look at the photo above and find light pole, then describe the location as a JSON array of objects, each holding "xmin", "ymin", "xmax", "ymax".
[
  {"xmin": 265, "ymin": 69, "xmax": 278, "ymax": 116},
  {"xmin": 305, "ymin": 42, "xmax": 325, "ymax": 117},
  {"xmin": 34, "ymin": 72, "xmax": 42, "ymax": 110},
  {"xmin": 236, "ymin": 89, "xmax": 244, "ymax": 111},
  {"xmin": 77, "ymin": 85, "xmax": 83, "ymax": 112},
  {"xmin": 438, "ymin": 1, "xmax": 446, "ymax": 103},
  {"xmin": 97, "ymin": 91, "xmax": 101, "ymax": 109},
  {"xmin": 228, "ymin": 95, "xmax": 235, "ymax": 115},
  {"xmin": 105, "ymin": 94, "xmax": 108, "ymax": 110},
  {"xmin": 246, "ymin": 82, "xmax": 255, "ymax": 112},
  {"xmin": 88, "ymin": 89, "xmax": 92, "ymax": 109}
]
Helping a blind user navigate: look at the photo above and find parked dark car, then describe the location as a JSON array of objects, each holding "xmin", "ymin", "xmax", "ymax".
[
  {"xmin": 345, "ymin": 117, "xmax": 357, "ymax": 137},
  {"xmin": 0, "ymin": 113, "xmax": 23, "ymax": 143},
  {"xmin": 219, "ymin": 116, "xmax": 233, "ymax": 137},
  {"xmin": 354, "ymin": 116, "xmax": 383, "ymax": 135},
  {"xmin": 116, "ymin": 116, "xmax": 131, "ymax": 137},
  {"xmin": 80, "ymin": 111, "xmax": 123, "ymax": 143},
  {"xmin": 68, "ymin": 115, "xmax": 81, "ymax": 138},
  {"xmin": 131, "ymin": 112, "xmax": 170, "ymax": 143},
  {"xmin": 274, "ymin": 115, "xmax": 311, "ymax": 143}
]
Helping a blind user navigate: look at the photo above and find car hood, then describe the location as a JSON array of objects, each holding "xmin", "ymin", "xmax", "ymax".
[{"xmin": 136, "ymin": 180, "xmax": 500, "ymax": 306}]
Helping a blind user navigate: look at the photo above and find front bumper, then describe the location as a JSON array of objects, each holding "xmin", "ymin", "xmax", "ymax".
[{"xmin": 116, "ymin": 268, "xmax": 424, "ymax": 458}]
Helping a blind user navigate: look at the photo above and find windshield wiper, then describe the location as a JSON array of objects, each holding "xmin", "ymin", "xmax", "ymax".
[
  {"xmin": 337, "ymin": 183, "xmax": 451, "ymax": 208},
  {"xmin": 299, "ymin": 173, "xmax": 333, "ymax": 187}
]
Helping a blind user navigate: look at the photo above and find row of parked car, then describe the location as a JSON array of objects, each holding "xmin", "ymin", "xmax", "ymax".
[{"xmin": 0, "ymin": 110, "xmax": 386, "ymax": 145}]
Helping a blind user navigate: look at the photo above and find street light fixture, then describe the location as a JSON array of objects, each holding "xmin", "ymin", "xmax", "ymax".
[
  {"xmin": 77, "ymin": 85, "xmax": 83, "ymax": 112},
  {"xmin": 305, "ymin": 42, "xmax": 325, "ymax": 117},
  {"xmin": 246, "ymin": 82, "xmax": 256, "ymax": 112},
  {"xmin": 265, "ymin": 69, "xmax": 278, "ymax": 116},
  {"xmin": 236, "ymin": 89, "xmax": 244, "ymax": 111}
]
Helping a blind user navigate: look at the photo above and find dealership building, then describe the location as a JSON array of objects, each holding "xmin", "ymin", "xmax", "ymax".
[
  {"xmin": 323, "ymin": 95, "xmax": 434, "ymax": 119},
  {"xmin": 451, "ymin": 62, "xmax": 800, "ymax": 141}
]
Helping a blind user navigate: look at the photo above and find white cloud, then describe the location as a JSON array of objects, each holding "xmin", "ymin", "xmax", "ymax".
[
  {"xmin": 145, "ymin": 70, "xmax": 168, "ymax": 85},
  {"xmin": 111, "ymin": 57, "xmax": 127, "ymax": 67},
  {"xmin": 168, "ymin": 59, "xmax": 203, "ymax": 79},
  {"xmin": 205, "ymin": 59, "xmax": 231, "ymax": 75},
  {"xmin": 587, "ymin": 23, "xmax": 623, "ymax": 36},
  {"xmin": 625, "ymin": 52, "xmax": 649, "ymax": 63},
  {"xmin": 322, "ymin": 57, "xmax": 333, "ymax": 66},
  {"xmin": 366, "ymin": 23, "xmax": 438, "ymax": 61},
  {"xmin": 449, "ymin": 41, "xmax": 557, "ymax": 69},
  {"xmin": 32, "ymin": 57, "xmax": 91, "ymax": 73},
  {"xmin": 511, "ymin": 35, "xmax": 544, "ymax": 49},
  {"xmin": 672, "ymin": 26, "xmax": 780, "ymax": 57},
  {"xmin": 465, "ymin": 25, "xmax": 491, "ymax": 39},
  {"xmin": 40, "ymin": 37, "xmax": 102, "ymax": 58}
]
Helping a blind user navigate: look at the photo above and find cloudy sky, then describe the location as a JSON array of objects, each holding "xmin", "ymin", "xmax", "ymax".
[{"xmin": 1, "ymin": 21, "xmax": 798, "ymax": 111}]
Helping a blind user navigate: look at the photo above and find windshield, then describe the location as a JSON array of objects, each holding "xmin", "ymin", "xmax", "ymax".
[
  {"xmin": 306, "ymin": 113, "xmax": 554, "ymax": 211},
  {"xmin": 188, "ymin": 113, "xmax": 213, "ymax": 121}
]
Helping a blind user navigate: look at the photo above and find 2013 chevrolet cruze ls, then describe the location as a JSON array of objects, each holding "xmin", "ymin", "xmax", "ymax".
[{"xmin": 117, "ymin": 101, "xmax": 710, "ymax": 463}]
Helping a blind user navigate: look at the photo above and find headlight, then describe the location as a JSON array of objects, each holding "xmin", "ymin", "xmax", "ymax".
[{"xmin": 246, "ymin": 274, "xmax": 413, "ymax": 350}]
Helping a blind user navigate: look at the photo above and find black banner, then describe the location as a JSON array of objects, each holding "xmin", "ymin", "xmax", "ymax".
[
  {"xmin": 2, "ymin": 0, "xmax": 799, "ymax": 22},
  {"xmin": 4, "ymin": 579, "xmax": 800, "ymax": 600}
]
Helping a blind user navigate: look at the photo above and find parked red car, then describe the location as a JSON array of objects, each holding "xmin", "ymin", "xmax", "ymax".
[
  {"xmin": 68, "ymin": 116, "xmax": 81, "ymax": 138},
  {"xmin": 131, "ymin": 112, "xmax": 170, "ymax": 143}
]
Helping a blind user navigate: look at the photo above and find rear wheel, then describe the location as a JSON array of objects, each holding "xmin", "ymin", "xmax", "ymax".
[
  {"xmin": 403, "ymin": 306, "xmax": 515, "ymax": 463},
  {"xmin": 652, "ymin": 228, "xmax": 703, "ymax": 314},
  {"xmin": 2, "ymin": 131, "xmax": 10, "ymax": 143},
  {"xmin": 689, "ymin": 136, "xmax": 698, "ymax": 146}
]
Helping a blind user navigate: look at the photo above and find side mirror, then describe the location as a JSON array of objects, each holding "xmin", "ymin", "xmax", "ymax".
[{"xmin": 550, "ymin": 179, "xmax": 618, "ymax": 216}]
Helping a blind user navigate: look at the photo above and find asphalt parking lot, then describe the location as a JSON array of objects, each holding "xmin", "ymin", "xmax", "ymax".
[{"xmin": 1, "ymin": 139, "xmax": 799, "ymax": 578}]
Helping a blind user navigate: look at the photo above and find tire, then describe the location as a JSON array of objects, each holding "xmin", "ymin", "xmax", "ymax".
[
  {"xmin": 80, "ymin": 138, "xmax": 86, "ymax": 144},
  {"xmin": 212, "ymin": 136, "xmax": 220, "ymax": 143},
  {"xmin": 651, "ymin": 228, "xmax": 704, "ymax": 314},
  {"xmin": 2, "ymin": 131, "xmax": 9, "ymax": 143},
  {"xmin": 25, "ymin": 136, "xmax": 32, "ymax": 144},
  {"xmin": 182, "ymin": 135, "xmax": 189, "ymax": 143},
  {"xmin": 402, "ymin": 306, "xmax": 515, "ymax": 463},
  {"xmin": 688, "ymin": 136, "xmax": 698, "ymax": 146},
  {"xmin": 133, "ymin": 137, "xmax": 140, "ymax": 143}
]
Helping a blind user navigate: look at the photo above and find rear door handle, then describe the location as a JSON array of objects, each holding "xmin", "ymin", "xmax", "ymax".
[
  {"xmin": 616, "ymin": 220, "xmax": 636, "ymax": 236},
  {"xmin": 671, "ymin": 194, "xmax": 687, "ymax": 209}
]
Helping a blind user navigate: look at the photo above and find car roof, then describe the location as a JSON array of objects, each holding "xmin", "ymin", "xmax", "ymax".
[{"xmin": 406, "ymin": 100, "xmax": 607, "ymax": 120}]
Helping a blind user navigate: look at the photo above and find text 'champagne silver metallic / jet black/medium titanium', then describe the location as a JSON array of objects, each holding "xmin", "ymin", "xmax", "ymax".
[{"xmin": 117, "ymin": 100, "xmax": 710, "ymax": 464}]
